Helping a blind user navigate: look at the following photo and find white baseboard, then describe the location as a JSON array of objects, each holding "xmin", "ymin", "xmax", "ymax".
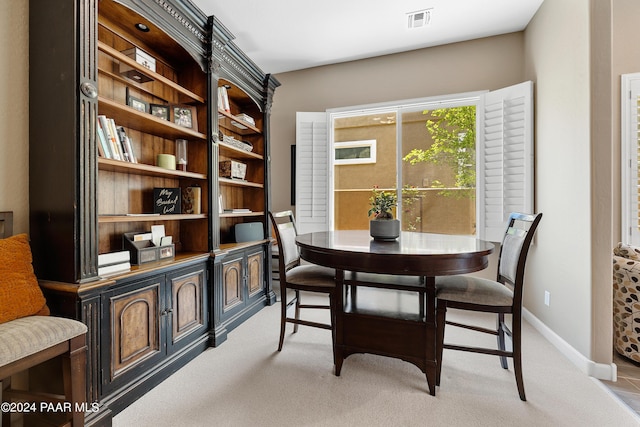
[{"xmin": 523, "ymin": 308, "xmax": 617, "ymax": 381}]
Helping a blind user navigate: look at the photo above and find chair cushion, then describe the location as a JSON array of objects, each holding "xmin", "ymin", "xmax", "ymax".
[
  {"xmin": 614, "ymin": 242, "xmax": 640, "ymax": 261},
  {"xmin": 0, "ymin": 234, "xmax": 49, "ymax": 324},
  {"xmin": 0, "ymin": 316, "xmax": 87, "ymax": 366},
  {"xmin": 436, "ymin": 275, "xmax": 513, "ymax": 306},
  {"xmin": 286, "ymin": 264, "xmax": 335, "ymax": 288}
]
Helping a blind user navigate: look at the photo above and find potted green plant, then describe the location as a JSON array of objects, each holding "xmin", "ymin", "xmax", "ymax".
[{"xmin": 368, "ymin": 187, "xmax": 400, "ymax": 241}]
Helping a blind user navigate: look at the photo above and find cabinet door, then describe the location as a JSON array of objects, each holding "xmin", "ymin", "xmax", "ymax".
[
  {"xmin": 246, "ymin": 250, "xmax": 264, "ymax": 298},
  {"xmin": 103, "ymin": 277, "xmax": 163, "ymax": 394},
  {"xmin": 221, "ymin": 255, "xmax": 244, "ymax": 312},
  {"xmin": 167, "ymin": 266, "xmax": 207, "ymax": 352}
]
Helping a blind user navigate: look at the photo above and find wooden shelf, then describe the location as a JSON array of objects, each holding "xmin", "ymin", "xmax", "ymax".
[
  {"xmin": 220, "ymin": 211, "xmax": 264, "ymax": 218},
  {"xmin": 218, "ymin": 177, "xmax": 263, "ymax": 188},
  {"xmin": 98, "ymin": 41, "xmax": 205, "ymax": 104},
  {"xmin": 99, "ymin": 97, "xmax": 206, "ymax": 141},
  {"xmin": 218, "ymin": 110, "xmax": 261, "ymax": 135},
  {"xmin": 98, "ymin": 158, "xmax": 207, "ymax": 180},
  {"xmin": 99, "ymin": 214, "xmax": 207, "ymax": 224},
  {"xmin": 218, "ymin": 141, "xmax": 263, "ymax": 160},
  {"xmin": 98, "ymin": 157, "xmax": 207, "ymax": 181}
]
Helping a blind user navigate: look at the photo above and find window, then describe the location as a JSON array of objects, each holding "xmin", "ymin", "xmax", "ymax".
[
  {"xmin": 296, "ymin": 81, "xmax": 533, "ymax": 242},
  {"xmin": 334, "ymin": 140, "xmax": 377, "ymax": 165},
  {"xmin": 621, "ymin": 73, "xmax": 640, "ymax": 246}
]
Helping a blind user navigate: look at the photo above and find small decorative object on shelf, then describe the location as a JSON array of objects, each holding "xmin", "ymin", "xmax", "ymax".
[
  {"xmin": 153, "ymin": 188, "xmax": 181, "ymax": 215},
  {"xmin": 150, "ymin": 104, "xmax": 170, "ymax": 120},
  {"xmin": 182, "ymin": 186, "xmax": 201, "ymax": 214},
  {"xmin": 219, "ymin": 160, "xmax": 247, "ymax": 180},
  {"xmin": 172, "ymin": 105, "xmax": 197, "ymax": 130},
  {"xmin": 156, "ymin": 154, "xmax": 176, "ymax": 170},
  {"xmin": 119, "ymin": 47, "xmax": 155, "ymax": 83},
  {"xmin": 176, "ymin": 139, "xmax": 188, "ymax": 171},
  {"xmin": 368, "ymin": 186, "xmax": 400, "ymax": 241},
  {"xmin": 221, "ymin": 134, "xmax": 253, "ymax": 152}
]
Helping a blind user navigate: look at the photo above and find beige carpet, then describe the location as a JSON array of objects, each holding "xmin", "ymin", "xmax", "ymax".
[{"xmin": 113, "ymin": 294, "xmax": 639, "ymax": 427}]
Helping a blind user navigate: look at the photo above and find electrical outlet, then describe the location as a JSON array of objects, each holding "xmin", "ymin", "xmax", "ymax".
[{"xmin": 544, "ymin": 291, "xmax": 550, "ymax": 307}]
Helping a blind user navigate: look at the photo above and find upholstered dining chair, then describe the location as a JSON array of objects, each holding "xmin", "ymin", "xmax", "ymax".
[
  {"xmin": 268, "ymin": 211, "xmax": 336, "ymax": 351},
  {"xmin": 435, "ymin": 212, "xmax": 542, "ymax": 401}
]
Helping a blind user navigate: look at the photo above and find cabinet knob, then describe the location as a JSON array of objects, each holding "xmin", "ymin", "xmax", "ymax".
[{"xmin": 80, "ymin": 81, "xmax": 98, "ymax": 99}]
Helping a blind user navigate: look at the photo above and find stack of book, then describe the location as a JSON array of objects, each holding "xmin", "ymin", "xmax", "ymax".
[
  {"xmin": 97, "ymin": 115, "xmax": 137, "ymax": 163},
  {"xmin": 98, "ymin": 250, "xmax": 131, "ymax": 277}
]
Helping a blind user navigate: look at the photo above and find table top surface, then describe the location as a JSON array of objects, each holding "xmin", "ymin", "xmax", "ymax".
[
  {"xmin": 296, "ymin": 230, "xmax": 495, "ymax": 276},
  {"xmin": 296, "ymin": 230, "xmax": 494, "ymax": 255}
]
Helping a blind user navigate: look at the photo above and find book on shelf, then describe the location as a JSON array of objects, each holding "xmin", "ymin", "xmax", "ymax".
[
  {"xmin": 98, "ymin": 250, "xmax": 131, "ymax": 267},
  {"xmin": 218, "ymin": 86, "xmax": 230, "ymax": 113},
  {"xmin": 107, "ymin": 118, "xmax": 125, "ymax": 161},
  {"xmin": 96, "ymin": 123, "xmax": 112, "ymax": 159},
  {"xmin": 117, "ymin": 126, "xmax": 137, "ymax": 163},
  {"xmin": 224, "ymin": 208, "xmax": 252, "ymax": 214},
  {"xmin": 98, "ymin": 261, "xmax": 131, "ymax": 277},
  {"xmin": 98, "ymin": 115, "xmax": 120, "ymax": 161}
]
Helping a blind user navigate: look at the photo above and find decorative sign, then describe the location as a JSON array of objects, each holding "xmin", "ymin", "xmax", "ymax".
[{"xmin": 153, "ymin": 188, "xmax": 181, "ymax": 215}]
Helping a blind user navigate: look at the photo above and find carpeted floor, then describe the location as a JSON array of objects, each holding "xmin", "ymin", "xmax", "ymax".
[{"xmin": 113, "ymin": 294, "xmax": 639, "ymax": 427}]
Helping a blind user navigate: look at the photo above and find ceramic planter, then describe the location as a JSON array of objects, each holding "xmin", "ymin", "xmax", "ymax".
[{"xmin": 369, "ymin": 218, "xmax": 400, "ymax": 241}]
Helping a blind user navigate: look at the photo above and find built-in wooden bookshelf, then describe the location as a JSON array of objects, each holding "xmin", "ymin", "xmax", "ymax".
[{"xmin": 29, "ymin": 0, "xmax": 279, "ymax": 422}]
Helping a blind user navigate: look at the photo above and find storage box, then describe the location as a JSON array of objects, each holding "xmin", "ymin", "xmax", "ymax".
[
  {"xmin": 123, "ymin": 232, "xmax": 175, "ymax": 265},
  {"xmin": 119, "ymin": 47, "xmax": 156, "ymax": 83},
  {"xmin": 235, "ymin": 222, "xmax": 263, "ymax": 243},
  {"xmin": 219, "ymin": 160, "xmax": 247, "ymax": 180}
]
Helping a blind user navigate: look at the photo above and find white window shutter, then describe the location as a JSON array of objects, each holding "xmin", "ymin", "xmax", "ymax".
[
  {"xmin": 479, "ymin": 81, "xmax": 534, "ymax": 242},
  {"xmin": 295, "ymin": 112, "xmax": 330, "ymax": 234},
  {"xmin": 621, "ymin": 73, "xmax": 640, "ymax": 246}
]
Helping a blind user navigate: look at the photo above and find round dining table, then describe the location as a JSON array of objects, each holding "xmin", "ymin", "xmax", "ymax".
[{"xmin": 295, "ymin": 230, "xmax": 495, "ymax": 396}]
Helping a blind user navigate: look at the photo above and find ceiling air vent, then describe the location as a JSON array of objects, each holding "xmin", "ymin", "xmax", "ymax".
[{"xmin": 407, "ymin": 9, "xmax": 433, "ymax": 29}]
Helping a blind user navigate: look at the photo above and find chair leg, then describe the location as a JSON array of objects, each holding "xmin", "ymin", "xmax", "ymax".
[
  {"xmin": 436, "ymin": 301, "xmax": 447, "ymax": 386},
  {"xmin": 278, "ymin": 291, "xmax": 287, "ymax": 351},
  {"xmin": 512, "ymin": 316, "xmax": 526, "ymax": 401},
  {"xmin": 2, "ymin": 376, "xmax": 11, "ymax": 427},
  {"xmin": 293, "ymin": 290, "xmax": 301, "ymax": 333},
  {"xmin": 497, "ymin": 313, "xmax": 508, "ymax": 369},
  {"xmin": 64, "ymin": 334, "xmax": 87, "ymax": 426}
]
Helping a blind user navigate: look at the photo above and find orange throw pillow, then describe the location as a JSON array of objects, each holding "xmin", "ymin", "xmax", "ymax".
[{"xmin": 0, "ymin": 233, "xmax": 49, "ymax": 323}]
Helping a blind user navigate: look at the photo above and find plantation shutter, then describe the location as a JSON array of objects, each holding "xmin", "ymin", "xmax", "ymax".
[
  {"xmin": 295, "ymin": 112, "xmax": 330, "ymax": 234},
  {"xmin": 621, "ymin": 74, "xmax": 640, "ymax": 246},
  {"xmin": 478, "ymin": 81, "xmax": 534, "ymax": 242}
]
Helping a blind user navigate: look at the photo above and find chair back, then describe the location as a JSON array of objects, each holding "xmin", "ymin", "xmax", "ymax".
[
  {"xmin": 269, "ymin": 211, "xmax": 302, "ymax": 275},
  {"xmin": 496, "ymin": 212, "xmax": 542, "ymax": 298}
]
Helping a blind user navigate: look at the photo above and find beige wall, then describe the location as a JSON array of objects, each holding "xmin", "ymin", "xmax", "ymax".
[
  {"xmin": 0, "ymin": 0, "xmax": 29, "ymax": 233},
  {"xmin": 523, "ymin": 0, "xmax": 593, "ymax": 357}
]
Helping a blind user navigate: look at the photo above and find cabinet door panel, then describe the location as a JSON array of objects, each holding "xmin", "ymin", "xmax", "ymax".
[
  {"xmin": 247, "ymin": 251, "xmax": 263, "ymax": 297},
  {"xmin": 171, "ymin": 269, "xmax": 205, "ymax": 343},
  {"xmin": 222, "ymin": 257, "xmax": 243, "ymax": 311},
  {"xmin": 109, "ymin": 282, "xmax": 161, "ymax": 379}
]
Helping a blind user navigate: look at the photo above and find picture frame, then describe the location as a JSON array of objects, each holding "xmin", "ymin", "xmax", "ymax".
[
  {"xmin": 172, "ymin": 105, "xmax": 197, "ymax": 130},
  {"xmin": 127, "ymin": 95, "xmax": 149, "ymax": 113},
  {"xmin": 150, "ymin": 104, "xmax": 170, "ymax": 121}
]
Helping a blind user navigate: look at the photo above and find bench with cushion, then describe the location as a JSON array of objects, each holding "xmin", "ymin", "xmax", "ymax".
[{"xmin": 0, "ymin": 211, "xmax": 88, "ymax": 426}]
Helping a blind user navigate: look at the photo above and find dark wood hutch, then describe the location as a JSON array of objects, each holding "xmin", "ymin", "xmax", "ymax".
[{"xmin": 28, "ymin": 0, "xmax": 279, "ymax": 424}]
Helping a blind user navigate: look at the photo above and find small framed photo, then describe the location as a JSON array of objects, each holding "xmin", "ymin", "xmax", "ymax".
[
  {"xmin": 150, "ymin": 104, "xmax": 170, "ymax": 121},
  {"xmin": 127, "ymin": 95, "xmax": 148, "ymax": 113},
  {"xmin": 172, "ymin": 105, "xmax": 197, "ymax": 130}
]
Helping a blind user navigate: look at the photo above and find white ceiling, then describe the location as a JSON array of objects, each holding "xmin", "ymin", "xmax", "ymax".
[{"xmin": 191, "ymin": 0, "xmax": 544, "ymax": 74}]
